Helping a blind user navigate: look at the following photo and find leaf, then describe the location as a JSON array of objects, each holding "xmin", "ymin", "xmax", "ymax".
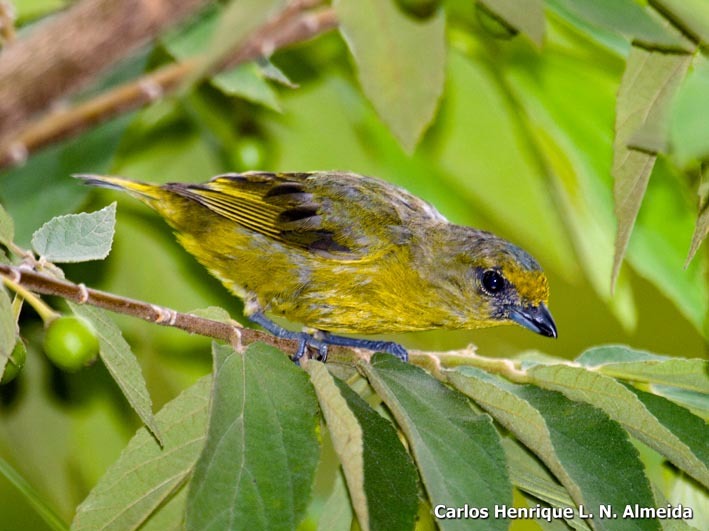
[
  {"xmin": 502, "ymin": 439, "xmax": 591, "ymax": 531},
  {"xmin": 478, "ymin": 0, "xmax": 545, "ymax": 48},
  {"xmin": 317, "ymin": 471, "xmax": 353, "ymax": 531},
  {"xmin": 671, "ymin": 57, "xmax": 709, "ymax": 167},
  {"xmin": 653, "ymin": 385, "xmax": 709, "ymax": 421},
  {"xmin": 211, "ymin": 64, "xmax": 281, "ymax": 111},
  {"xmin": 651, "ymin": 0, "xmax": 709, "ymax": 44},
  {"xmin": 577, "ymin": 345, "xmax": 708, "ymax": 393},
  {"xmin": 182, "ymin": 0, "xmax": 286, "ymax": 88},
  {"xmin": 449, "ymin": 367, "xmax": 659, "ymax": 531},
  {"xmin": 334, "ymin": 0, "xmax": 445, "ymax": 152},
  {"xmin": 527, "ymin": 363, "xmax": 709, "ymax": 489},
  {"xmin": 68, "ymin": 303, "xmax": 161, "ymax": 444},
  {"xmin": 0, "ymin": 286, "xmax": 16, "ymax": 380},
  {"xmin": 187, "ymin": 306, "xmax": 234, "ymax": 324},
  {"xmin": 185, "ymin": 343, "xmax": 320, "ymax": 531},
  {"xmin": 361, "ymin": 354, "xmax": 511, "ymax": 531},
  {"xmin": 611, "ymin": 47, "xmax": 691, "ymax": 288},
  {"xmin": 686, "ymin": 164, "xmax": 709, "ymax": 265},
  {"xmin": 72, "ymin": 376, "xmax": 211, "ymax": 531},
  {"xmin": 625, "ymin": 385, "xmax": 709, "ymax": 471},
  {"xmin": 0, "ymin": 203, "xmax": 14, "ymax": 247},
  {"xmin": 304, "ymin": 361, "xmax": 418, "ymax": 531},
  {"xmin": 31, "ymin": 203, "xmax": 117, "ymax": 263},
  {"xmin": 546, "ymin": 0, "xmax": 691, "ymax": 52},
  {"xmin": 257, "ymin": 58, "xmax": 297, "ymax": 88}
]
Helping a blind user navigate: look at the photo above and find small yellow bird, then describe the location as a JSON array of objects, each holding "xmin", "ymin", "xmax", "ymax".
[{"xmin": 75, "ymin": 171, "xmax": 557, "ymax": 362}]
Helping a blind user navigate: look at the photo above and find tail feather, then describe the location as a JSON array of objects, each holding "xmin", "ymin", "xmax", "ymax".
[{"xmin": 72, "ymin": 174, "xmax": 161, "ymax": 201}]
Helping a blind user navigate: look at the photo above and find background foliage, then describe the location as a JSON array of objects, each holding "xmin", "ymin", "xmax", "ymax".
[{"xmin": 0, "ymin": 0, "xmax": 708, "ymax": 530}]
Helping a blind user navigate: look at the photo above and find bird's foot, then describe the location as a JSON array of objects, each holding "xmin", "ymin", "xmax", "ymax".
[{"xmin": 249, "ymin": 312, "xmax": 408, "ymax": 363}]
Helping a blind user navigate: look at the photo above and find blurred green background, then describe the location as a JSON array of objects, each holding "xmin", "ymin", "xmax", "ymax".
[{"xmin": 1, "ymin": 0, "xmax": 707, "ymax": 529}]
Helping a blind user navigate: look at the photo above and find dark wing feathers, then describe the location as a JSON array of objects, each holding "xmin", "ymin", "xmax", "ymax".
[{"xmin": 163, "ymin": 171, "xmax": 445, "ymax": 256}]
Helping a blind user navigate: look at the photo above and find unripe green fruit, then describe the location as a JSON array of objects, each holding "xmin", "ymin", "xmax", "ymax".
[
  {"xmin": 1, "ymin": 340, "xmax": 26, "ymax": 384},
  {"xmin": 43, "ymin": 316, "xmax": 99, "ymax": 372},
  {"xmin": 235, "ymin": 136, "xmax": 267, "ymax": 171}
]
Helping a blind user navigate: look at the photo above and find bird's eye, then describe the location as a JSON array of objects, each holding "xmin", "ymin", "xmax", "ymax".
[{"xmin": 481, "ymin": 269, "xmax": 505, "ymax": 296}]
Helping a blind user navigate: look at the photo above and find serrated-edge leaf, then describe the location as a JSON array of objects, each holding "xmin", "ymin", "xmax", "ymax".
[
  {"xmin": 362, "ymin": 355, "xmax": 511, "ymax": 531},
  {"xmin": 185, "ymin": 343, "xmax": 320, "ymax": 531},
  {"xmin": 335, "ymin": 0, "xmax": 445, "ymax": 152},
  {"xmin": 502, "ymin": 439, "xmax": 592, "ymax": 531},
  {"xmin": 0, "ymin": 286, "xmax": 15, "ymax": 379},
  {"xmin": 0, "ymin": 202, "xmax": 14, "ymax": 247},
  {"xmin": 305, "ymin": 361, "xmax": 418, "ymax": 531},
  {"xmin": 611, "ymin": 48, "xmax": 691, "ymax": 288},
  {"xmin": 479, "ymin": 0, "xmax": 545, "ymax": 47},
  {"xmin": 68, "ymin": 302, "xmax": 162, "ymax": 444},
  {"xmin": 72, "ymin": 376, "xmax": 211, "ymax": 531},
  {"xmin": 31, "ymin": 203, "xmax": 117, "ymax": 263},
  {"xmin": 448, "ymin": 368, "xmax": 660, "ymax": 531},
  {"xmin": 527, "ymin": 364, "xmax": 709, "ymax": 489}
]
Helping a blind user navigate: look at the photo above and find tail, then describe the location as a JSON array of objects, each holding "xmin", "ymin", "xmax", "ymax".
[{"xmin": 72, "ymin": 174, "xmax": 162, "ymax": 203}]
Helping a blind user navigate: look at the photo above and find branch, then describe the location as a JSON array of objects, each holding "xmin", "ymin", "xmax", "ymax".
[
  {"xmin": 0, "ymin": 6, "xmax": 338, "ymax": 168},
  {"xmin": 0, "ymin": 0, "xmax": 213, "ymax": 150},
  {"xmin": 0, "ymin": 263, "xmax": 309, "ymax": 354}
]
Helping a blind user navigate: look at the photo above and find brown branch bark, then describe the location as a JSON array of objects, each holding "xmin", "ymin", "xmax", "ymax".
[
  {"xmin": 0, "ymin": 0, "xmax": 212, "ymax": 150},
  {"xmin": 0, "ymin": 6, "xmax": 337, "ymax": 169},
  {"xmin": 0, "ymin": 263, "xmax": 308, "ymax": 354}
]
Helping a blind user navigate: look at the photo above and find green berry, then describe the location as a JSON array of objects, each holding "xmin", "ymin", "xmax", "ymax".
[
  {"xmin": 1, "ymin": 340, "xmax": 26, "ymax": 384},
  {"xmin": 235, "ymin": 136, "xmax": 267, "ymax": 170},
  {"xmin": 43, "ymin": 316, "xmax": 99, "ymax": 372}
]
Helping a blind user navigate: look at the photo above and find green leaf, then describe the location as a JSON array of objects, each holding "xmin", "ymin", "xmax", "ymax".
[
  {"xmin": 185, "ymin": 343, "xmax": 320, "ymax": 531},
  {"xmin": 577, "ymin": 345, "xmax": 708, "ymax": 393},
  {"xmin": 502, "ymin": 439, "xmax": 591, "ymax": 531},
  {"xmin": 0, "ymin": 203, "xmax": 14, "ymax": 247},
  {"xmin": 611, "ymin": 47, "xmax": 691, "ymax": 288},
  {"xmin": 625, "ymin": 385, "xmax": 709, "ymax": 471},
  {"xmin": 68, "ymin": 303, "xmax": 162, "ymax": 444},
  {"xmin": 651, "ymin": 0, "xmax": 709, "ymax": 44},
  {"xmin": 31, "ymin": 203, "xmax": 116, "ymax": 263},
  {"xmin": 478, "ymin": 0, "xmax": 545, "ymax": 47},
  {"xmin": 257, "ymin": 58, "xmax": 297, "ymax": 89},
  {"xmin": 653, "ymin": 386, "xmax": 709, "ymax": 421},
  {"xmin": 72, "ymin": 376, "xmax": 211, "ymax": 531},
  {"xmin": 317, "ymin": 471, "xmax": 353, "ymax": 531},
  {"xmin": 0, "ymin": 286, "xmax": 16, "ymax": 380},
  {"xmin": 527, "ymin": 363, "xmax": 709, "ymax": 489},
  {"xmin": 449, "ymin": 367, "xmax": 659, "ymax": 530},
  {"xmin": 305, "ymin": 361, "xmax": 418, "ymax": 531},
  {"xmin": 212, "ymin": 64, "xmax": 281, "ymax": 111},
  {"xmin": 546, "ymin": 0, "xmax": 691, "ymax": 51},
  {"xmin": 671, "ymin": 57, "xmax": 709, "ymax": 167},
  {"xmin": 334, "ymin": 0, "xmax": 445, "ymax": 152},
  {"xmin": 686, "ymin": 165, "xmax": 709, "ymax": 265},
  {"xmin": 361, "ymin": 355, "xmax": 511, "ymax": 531}
]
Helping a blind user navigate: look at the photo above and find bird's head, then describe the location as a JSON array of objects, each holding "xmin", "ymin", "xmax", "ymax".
[{"xmin": 450, "ymin": 230, "xmax": 557, "ymax": 338}]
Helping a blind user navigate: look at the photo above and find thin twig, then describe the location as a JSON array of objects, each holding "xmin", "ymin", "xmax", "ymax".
[{"xmin": 0, "ymin": 7, "xmax": 337, "ymax": 168}]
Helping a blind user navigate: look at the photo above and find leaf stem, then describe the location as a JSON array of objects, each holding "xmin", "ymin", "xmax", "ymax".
[{"xmin": 1, "ymin": 274, "xmax": 59, "ymax": 325}]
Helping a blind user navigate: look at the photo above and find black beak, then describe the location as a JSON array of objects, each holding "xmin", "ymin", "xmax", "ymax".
[{"xmin": 510, "ymin": 303, "xmax": 557, "ymax": 338}]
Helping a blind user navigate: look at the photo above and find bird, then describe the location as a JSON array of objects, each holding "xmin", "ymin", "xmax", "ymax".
[{"xmin": 74, "ymin": 171, "xmax": 557, "ymax": 362}]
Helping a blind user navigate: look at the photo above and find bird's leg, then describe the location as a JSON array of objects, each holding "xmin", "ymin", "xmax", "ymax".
[
  {"xmin": 318, "ymin": 333, "xmax": 409, "ymax": 363},
  {"xmin": 248, "ymin": 312, "xmax": 327, "ymax": 363}
]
